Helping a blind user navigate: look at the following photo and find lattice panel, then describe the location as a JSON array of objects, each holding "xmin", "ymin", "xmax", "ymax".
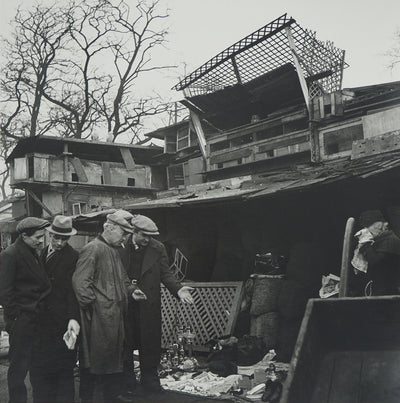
[
  {"xmin": 174, "ymin": 13, "xmax": 347, "ymax": 98},
  {"xmin": 161, "ymin": 282, "xmax": 243, "ymax": 351}
]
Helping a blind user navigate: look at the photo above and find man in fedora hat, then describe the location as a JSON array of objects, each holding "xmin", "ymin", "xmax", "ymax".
[
  {"xmin": 72, "ymin": 210, "xmax": 138, "ymax": 402},
  {"xmin": 120, "ymin": 214, "xmax": 194, "ymax": 398},
  {"xmin": 0, "ymin": 216, "xmax": 50, "ymax": 403},
  {"xmin": 29, "ymin": 215, "xmax": 80, "ymax": 403}
]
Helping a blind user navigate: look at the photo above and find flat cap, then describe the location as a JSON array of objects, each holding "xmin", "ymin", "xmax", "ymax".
[
  {"xmin": 359, "ymin": 210, "xmax": 386, "ymax": 228},
  {"xmin": 131, "ymin": 214, "xmax": 159, "ymax": 236},
  {"xmin": 16, "ymin": 217, "xmax": 50, "ymax": 234},
  {"xmin": 106, "ymin": 210, "xmax": 134, "ymax": 233}
]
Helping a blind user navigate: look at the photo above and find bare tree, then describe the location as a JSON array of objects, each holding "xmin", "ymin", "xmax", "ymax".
[
  {"xmin": 386, "ymin": 28, "xmax": 400, "ymax": 72},
  {"xmin": 93, "ymin": 0, "xmax": 173, "ymax": 142},
  {"xmin": 0, "ymin": 133, "xmax": 16, "ymax": 199},
  {"xmin": 1, "ymin": 0, "xmax": 173, "ymax": 143},
  {"xmin": 1, "ymin": 4, "xmax": 71, "ymax": 138}
]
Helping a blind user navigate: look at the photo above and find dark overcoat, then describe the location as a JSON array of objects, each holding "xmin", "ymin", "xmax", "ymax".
[
  {"xmin": 0, "ymin": 236, "xmax": 51, "ymax": 327},
  {"xmin": 30, "ymin": 244, "xmax": 80, "ymax": 370},
  {"xmin": 40, "ymin": 243, "xmax": 80, "ymax": 332},
  {"xmin": 120, "ymin": 238, "xmax": 182, "ymax": 369},
  {"xmin": 73, "ymin": 236, "xmax": 133, "ymax": 375}
]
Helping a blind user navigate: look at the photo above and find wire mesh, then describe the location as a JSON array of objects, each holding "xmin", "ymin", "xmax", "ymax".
[{"xmin": 174, "ymin": 13, "xmax": 347, "ymax": 99}]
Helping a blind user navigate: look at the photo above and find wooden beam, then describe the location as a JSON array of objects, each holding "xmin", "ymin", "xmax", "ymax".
[
  {"xmin": 285, "ymin": 27, "xmax": 310, "ymax": 111},
  {"xmin": 26, "ymin": 189, "xmax": 53, "ymax": 216},
  {"xmin": 120, "ymin": 148, "xmax": 136, "ymax": 171},
  {"xmin": 257, "ymin": 135, "xmax": 309, "ymax": 153},
  {"xmin": 210, "ymin": 148, "xmax": 252, "ymax": 165},
  {"xmin": 101, "ymin": 162, "xmax": 111, "ymax": 184},
  {"xmin": 190, "ymin": 111, "xmax": 208, "ymax": 161},
  {"xmin": 70, "ymin": 157, "xmax": 88, "ymax": 182}
]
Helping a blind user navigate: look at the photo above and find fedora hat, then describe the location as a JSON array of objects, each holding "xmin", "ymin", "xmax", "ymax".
[{"xmin": 47, "ymin": 215, "xmax": 77, "ymax": 236}]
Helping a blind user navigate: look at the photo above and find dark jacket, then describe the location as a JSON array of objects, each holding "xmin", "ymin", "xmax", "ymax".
[
  {"xmin": 0, "ymin": 236, "xmax": 51, "ymax": 327},
  {"xmin": 361, "ymin": 230, "xmax": 400, "ymax": 295},
  {"xmin": 40, "ymin": 244, "xmax": 80, "ymax": 333},
  {"xmin": 120, "ymin": 237, "xmax": 182, "ymax": 366}
]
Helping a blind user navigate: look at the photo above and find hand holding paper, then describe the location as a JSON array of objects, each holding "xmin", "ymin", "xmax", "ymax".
[{"xmin": 63, "ymin": 329, "xmax": 77, "ymax": 350}]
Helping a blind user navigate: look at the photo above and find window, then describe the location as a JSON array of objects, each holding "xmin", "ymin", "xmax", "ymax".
[
  {"xmin": 71, "ymin": 173, "xmax": 79, "ymax": 182},
  {"xmin": 167, "ymin": 164, "xmax": 184, "ymax": 188},
  {"xmin": 165, "ymin": 135, "xmax": 176, "ymax": 153},
  {"xmin": 28, "ymin": 156, "xmax": 34, "ymax": 179},
  {"xmin": 210, "ymin": 140, "xmax": 230, "ymax": 152},
  {"xmin": 72, "ymin": 202, "xmax": 87, "ymax": 215},
  {"xmin": 177, "ymin": 126, "xmax": 190, "ymax": 150},
  {"xmin": 323, "ymin": 125, "xmax": 364, "ymax": 155},
  {"xmin": 127, "ymin": 178, "xmax": 135, "ymax": 186}
]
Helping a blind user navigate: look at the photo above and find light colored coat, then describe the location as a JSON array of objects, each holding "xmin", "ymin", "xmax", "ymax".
[{"xmin": 72, "ymin": 236, "xmax": 132, "ymax": 374}]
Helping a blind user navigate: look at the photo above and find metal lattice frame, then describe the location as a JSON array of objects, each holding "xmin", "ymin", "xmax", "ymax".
[
  {"xmin": 161, "ymin": 282, "xmax": 243, "ymax": 351},
  {"xmin": 174, "ymin": 13, "xmax": 347, "ymax": 99}
]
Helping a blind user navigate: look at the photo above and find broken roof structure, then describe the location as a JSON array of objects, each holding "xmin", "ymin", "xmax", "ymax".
[{"xmin": 174, "ymin": 13, "xmax": 347, "ymax": 130}]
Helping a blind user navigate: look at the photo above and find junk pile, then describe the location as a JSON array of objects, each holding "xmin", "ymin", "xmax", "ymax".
[{"xmin": 160, "ymin": 332, "xmax": 289, "ymax": 401}]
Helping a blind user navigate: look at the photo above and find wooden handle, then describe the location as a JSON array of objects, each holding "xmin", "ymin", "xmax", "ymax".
[{"xmin": 339, "ymin": 217, "xmax": 355, "ymax": 298}]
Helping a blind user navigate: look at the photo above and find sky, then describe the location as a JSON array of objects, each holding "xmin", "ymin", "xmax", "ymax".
[{"xmin": 0, "ymin": 0, "xmax": 399, "ymax": 129}]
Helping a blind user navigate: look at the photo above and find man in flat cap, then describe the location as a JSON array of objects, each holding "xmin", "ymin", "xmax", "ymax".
[
  {"xmin": 0, "ymin": 216, "xmax": 50, "ymax": 403},
  {"xmin": 120, "ymin": 214, "xmax": 194, "ymax": 398},
  {"xmin": 72, "ymin": 210, "xmax": 138, "ymax": 402},
  {"xmin": 352, "ymin": 210, "xmax": 400, "ymax": 295},
  {"xmin": 29, "ymin": 215, "xmax": 80, "ymax": 403}
]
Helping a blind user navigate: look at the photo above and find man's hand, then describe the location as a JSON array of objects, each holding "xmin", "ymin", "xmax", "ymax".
[
  {"xmin": 67, "ymin": 319, "xmax": 80, "ymax": 336},
  {"xmin": 177, "ymin": 286, "xmax": 194, "ymax": 304},
  {"xmin": 132, "ymin": 289, "xmax": 147, "ymax": 301}
]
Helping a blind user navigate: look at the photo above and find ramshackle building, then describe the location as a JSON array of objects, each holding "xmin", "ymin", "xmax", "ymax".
[{"xmin": 2, "ymin": 14, "xmax": 400, "ymax": 361}]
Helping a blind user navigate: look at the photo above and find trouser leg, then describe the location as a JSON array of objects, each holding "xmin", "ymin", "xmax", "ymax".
[
  {"xmin": 79, "ymin": 367, "xmax": 96, "ymax": 402},
  {"xmin": 55, "ymin": 368, "xmax": 75, "ymax": 403},
  {"xmin": 30, "ymin": 369, "xmax": 56, "ymax": 403},
  {"xmin": 7, "ymin": 314, "xmax": 37, "ymax": 403},
  {"xmin": 140, "ymin": 352, "xmax": 161, "ymax": 389},
  {"xmin": 102, "ymin": 373, "xmax": 123, "ymax": 401}
]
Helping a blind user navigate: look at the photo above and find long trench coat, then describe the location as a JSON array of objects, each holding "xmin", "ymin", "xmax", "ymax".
[
  {"xmin": 120, "ymin": 237, "xmax": 182, "ymax": 371},
  {"xmin": 72, "ymin": 236, "xmax": 133, "ymax": 374}
]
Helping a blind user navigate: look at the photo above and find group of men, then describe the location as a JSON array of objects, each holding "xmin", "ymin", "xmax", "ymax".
[{"xmin": 0, "ymin": 210, "xmax": 193, "ymax": 403}]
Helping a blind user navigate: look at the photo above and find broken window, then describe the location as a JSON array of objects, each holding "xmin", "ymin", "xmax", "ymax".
[
  {"xmin": 72, "ymin": 202, "xmax": 87, "ymax": 215},
  {"xmin": 324, "ymin": 124, "xmax": 363, "ymax": 155}
]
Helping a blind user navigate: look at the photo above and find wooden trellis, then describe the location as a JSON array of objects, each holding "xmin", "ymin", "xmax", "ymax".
[{"xmin": 161, "ymin": 282, "xmax": 243, "ymax": 351}]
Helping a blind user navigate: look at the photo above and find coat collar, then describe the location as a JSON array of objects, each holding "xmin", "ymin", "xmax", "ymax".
[
  {"xmin": 141, "ymin": 241, "xmax": 158, "ymax": 276},
  {"xmin": 41, "ymin": 243, "xmax": 71, "ymax": 272},
  {"xmin": 127, "ymin": 237, "xmax": 158, "ymax": 277},
  {"xmin": 16, "ymin": 237, "xmax": 50, "ymax": 285}
]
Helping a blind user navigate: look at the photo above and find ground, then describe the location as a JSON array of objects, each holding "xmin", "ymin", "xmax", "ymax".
[{"xmin": 0, "ymin": 356, "xmax": 235, "ymax": 403}]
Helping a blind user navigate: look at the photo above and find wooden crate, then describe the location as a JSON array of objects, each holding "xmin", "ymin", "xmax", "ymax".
[
  {"xmin": 281, "ymin": 296, "xmax": 400, "ymax": 403},
  {"xmin": 161, "ymin": 282, "xmax": 243, "ymax": 351}
]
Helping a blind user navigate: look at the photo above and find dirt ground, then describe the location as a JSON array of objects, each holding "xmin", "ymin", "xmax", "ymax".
[{"xmin": 0, "ymin": 356, "xmax": 235, "ymax": 403}]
